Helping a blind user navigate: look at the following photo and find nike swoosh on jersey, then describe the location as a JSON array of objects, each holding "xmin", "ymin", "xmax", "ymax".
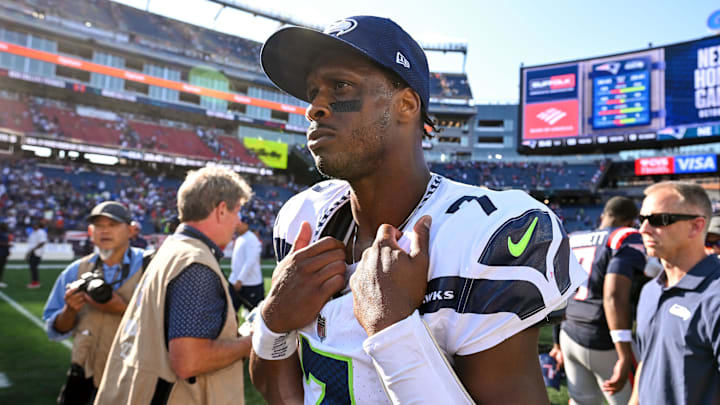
[{"xmin": 508, "ymin": 216, "xmax": 538, "ymax": 257}]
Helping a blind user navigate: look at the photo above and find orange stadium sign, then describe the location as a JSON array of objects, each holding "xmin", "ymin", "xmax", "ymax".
[{"xmin": 0, "ymin": 41, "xmax": 307, "ymax": 116}]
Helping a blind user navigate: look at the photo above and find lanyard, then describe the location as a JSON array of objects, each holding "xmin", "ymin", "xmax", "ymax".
[{"xmin": 93, "ymin": 250, "xmax": 132, "ymax": 287}]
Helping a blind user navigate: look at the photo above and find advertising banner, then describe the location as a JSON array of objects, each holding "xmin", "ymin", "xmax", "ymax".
[{"xmin": 243, "ymin": 138, "xmax": 288, "ymax": 169}]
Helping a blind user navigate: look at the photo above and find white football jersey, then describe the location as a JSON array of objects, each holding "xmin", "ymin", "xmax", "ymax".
[{"xmin": 272, "ymin": 174, "xmax": 586, "ymax": 404}]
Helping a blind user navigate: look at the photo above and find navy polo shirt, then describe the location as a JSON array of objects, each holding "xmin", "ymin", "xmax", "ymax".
[
  {"xmin": 636, "ymin": 254, "xmax": 720, "ymax": 405},
  {"xmin": 164, "ymin": 224, "xmax": 229, "ymax": 346}
]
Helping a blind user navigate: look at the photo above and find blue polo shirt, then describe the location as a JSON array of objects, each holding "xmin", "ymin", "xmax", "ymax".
[
  {"xmin": 42, "ymin": 247, "xmax": 145, "ymax": 340},
  {"xmin": 636, "ymin": 254, "xmax": 720, "ymax": 405}
]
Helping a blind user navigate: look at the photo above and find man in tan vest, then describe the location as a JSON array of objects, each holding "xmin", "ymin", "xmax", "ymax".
[
  {"xmin": 42, "ymin": 201, "xmax": 145, "ymax": 404},
  {"xmin": 95, "ymin": 167, "xmax": 252, "ymax": 405}
]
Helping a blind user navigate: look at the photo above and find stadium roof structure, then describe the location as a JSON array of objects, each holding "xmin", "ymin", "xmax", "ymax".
[{"xmin": 207, "ymin": 0, "xmax": 468, "ymax": 55}]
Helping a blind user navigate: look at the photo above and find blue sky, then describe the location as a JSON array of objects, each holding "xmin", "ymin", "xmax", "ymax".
[{"xmin": 113, "ymin": 0, "xmax": 719, "ymax": 103}]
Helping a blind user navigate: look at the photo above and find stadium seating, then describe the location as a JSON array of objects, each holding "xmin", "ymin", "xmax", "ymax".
[
  {"xmin": 0, "ymin": 158, "xmax": 290, "ymax": 247},
  {"xmin": 216, "ymin": 135, "xmax": 262, "ymax": 165},
  {"xmin": 40, "ymin": 105, "xmax": 123, "ymax": 146},
  {"xmin": 10, "ymin": 0, "xmax": 262, "ymax": 67},
  {"xmin": 193, "ymin": 26, "xmax": 262, "ymax": 64},
  {"xmin": 430, "ymin": 72, "xmax": 473, "ymax": 99},
  {"xmin": 128, "ymin": 120, "xmax": 216, "ymax": 159},
  {"xmin": 553, "ymin": 204, "xmax": 604, "ymax": 234},
  {"xmin": 430, "ymin": 160, "xmax": 606, "ymax": 192},
  {"xmin": 113, "ymin": 4, "xmax": 187, "ymax": 45},
  {"xmin": 0, "ymin": 96, "xmax": 35, "ymax": 133},
  {"xmin": 0, "ymin": 92, "xmax": 269, "ymax": 165}
]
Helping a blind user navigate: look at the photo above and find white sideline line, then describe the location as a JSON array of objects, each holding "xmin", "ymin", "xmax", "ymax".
[
  {"xmin": 0, "ymin": 372, "xmax": 11, "ymax": 388},
  {"xmin": 0, "ymin": 290, "xmax": 72, "ymax": 350}
]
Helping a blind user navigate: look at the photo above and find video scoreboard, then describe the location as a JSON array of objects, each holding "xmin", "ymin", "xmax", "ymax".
[
  {"xmin": 519, "ymin": 35, "xmax": 720, "ymax": 154},
  {"xmin": 592, "ymin": 57, "xmax": 651, "ymax": 130}
]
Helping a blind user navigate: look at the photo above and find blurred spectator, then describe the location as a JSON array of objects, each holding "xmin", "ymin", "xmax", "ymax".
[
  {"xmin": 0, "ymin": 222, "xmax": 10, "ymax": 288},
  {"xmin": 26, "ymin": 220, "xmax": 48, "ymax": 289},
  {"xmin": 229, "ymin": 219, "xmax": 264, "ymax": 313},
  {"xmin": 705, "ymin": 216, "xmax": 720, "ymax": 256},
  {"xmin": 129, "ymin": 220, "xmax": 148, "ymax": 249}
]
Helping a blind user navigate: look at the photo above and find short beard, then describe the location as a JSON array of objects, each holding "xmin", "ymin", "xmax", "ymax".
[
  {"xmin": 95, "ymin": 246, "xmax": 114, "ymax": 261},
  {"xmin": 315, "ymin": 108, "xmax": 391, "ymax": 181}
]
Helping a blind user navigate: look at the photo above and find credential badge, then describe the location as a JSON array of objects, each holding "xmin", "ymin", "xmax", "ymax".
[{"xmin": 668, "ymin": 303, "xmax": 691, "ymax": 321}]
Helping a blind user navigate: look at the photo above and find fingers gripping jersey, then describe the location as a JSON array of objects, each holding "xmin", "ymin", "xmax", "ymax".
[{"xmin": 273, "ymin": 174, "xmax": 587, "ymax": 404}]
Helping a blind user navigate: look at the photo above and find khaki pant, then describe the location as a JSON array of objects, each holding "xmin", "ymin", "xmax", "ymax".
[{"xmin": 560, "ymin": 329, "xmax": 632, "ymax": 405}]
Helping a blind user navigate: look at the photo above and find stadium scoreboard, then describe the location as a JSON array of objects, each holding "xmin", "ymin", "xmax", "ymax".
[{"xmin": 519, "ymin": 35, "xmax": 720, "ymax": 154}]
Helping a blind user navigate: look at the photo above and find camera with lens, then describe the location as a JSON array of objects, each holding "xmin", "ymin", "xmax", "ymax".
[{"xmin": 67, "ymin": 272, "xmax": 112, "ymax": 303}]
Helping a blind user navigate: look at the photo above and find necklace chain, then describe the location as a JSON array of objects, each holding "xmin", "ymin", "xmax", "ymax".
[
  {"xmin": 351, "ymin": 190, "xmax": 425, "ymax": 262},
  {"xmin": 350, "ymin": 174, "xmax": 436, "ymax": 263}
]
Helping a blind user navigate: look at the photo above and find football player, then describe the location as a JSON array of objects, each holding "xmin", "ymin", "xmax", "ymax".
[
  {"xmin": 250, "ymin": 16, "xmax": 586, "ymax": 404},
  {"xmin": 550, "ymin": 197, "xmax": 647, "ymax": 405}
]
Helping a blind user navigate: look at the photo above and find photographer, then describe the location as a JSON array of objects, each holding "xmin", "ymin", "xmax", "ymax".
[
  {"xmin": 95, "ymin": 167, "xmax": 252, "ymax": 405},
  {"xmin": 42, "ymin": 201, "xmax": 144, "ymax": 404}
]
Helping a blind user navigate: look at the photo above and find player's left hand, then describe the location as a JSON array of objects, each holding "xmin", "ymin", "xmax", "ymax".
[
  {"xmin": 549, "ymin": 343, "xmax": 564, "ymax": 371},
  {"xmin": 350, "ymin": 215, "xmax": 431, "ymax": 336},
  {"xmin": 85, "ymin": 290, "xmax": 128, "ymax": 315},
  {"xmin": 602, "ymin": 357, "xmax": 631, "ymax": 394}
]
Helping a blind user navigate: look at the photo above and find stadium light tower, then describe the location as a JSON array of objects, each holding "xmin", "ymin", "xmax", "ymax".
[
  {"xmin": 208, "ymin": 0, "xmax": 323, "ymax": 30},
  {"xmin": 207, "ymin": 0, "xmax": 469, "ymax": 70}
]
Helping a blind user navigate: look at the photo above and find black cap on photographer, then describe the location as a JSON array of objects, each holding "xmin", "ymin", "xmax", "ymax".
[{"xmin": 87, "ymin": 201, "xmax": 132, "ymax": 224}]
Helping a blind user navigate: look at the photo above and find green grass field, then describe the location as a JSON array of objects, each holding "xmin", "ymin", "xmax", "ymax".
[{"xmin": 0, "ymin": 259, "xmax": 569, "ymax": 404}]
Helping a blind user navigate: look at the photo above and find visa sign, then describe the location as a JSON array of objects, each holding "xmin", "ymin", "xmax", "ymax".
[
  {"xmin": 674, "ymin": 154, "xmax": 717, "ymax": 174},
  {"xmin": 635, "ymin": 154, "xmax": 717, "ymax": 176}
]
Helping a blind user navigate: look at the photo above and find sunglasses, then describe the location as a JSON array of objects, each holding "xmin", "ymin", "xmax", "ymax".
[
  {"xmin": 706, "ymin": 240, "xmax": 720, "ymax": 248},
  {"xmin": 638, "ymin": 213, "xmax": 703, "ymax": 227}
]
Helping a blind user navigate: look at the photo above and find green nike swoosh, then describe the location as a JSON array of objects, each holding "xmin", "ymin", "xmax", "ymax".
[{"xmin": 508, "ymin": 216, "xmax": 538, "ymax": 257}]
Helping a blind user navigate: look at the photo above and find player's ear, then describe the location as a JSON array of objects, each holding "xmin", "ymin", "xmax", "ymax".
[{"xmin": 395, "ymin": 87, "xmax": 421, "ymax": 125}]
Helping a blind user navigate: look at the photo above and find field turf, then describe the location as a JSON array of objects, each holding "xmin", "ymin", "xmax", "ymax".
[{"xmin": 0, "ymin": 259, "xmax": 569, "ymax": 404}]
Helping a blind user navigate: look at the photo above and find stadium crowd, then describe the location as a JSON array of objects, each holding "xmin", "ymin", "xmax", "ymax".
[
  {"xmin": 0, "ymin": 155, "xmax": 617, "ymax": 252},
  {"xmin": 0, "ymin": 158, "xmax": 296, "ymax": 255},
  {"xmin": 0, "ymin": 92, "xmax": 265, "ymax": 166},
  {"xmin": 430, "ymin": 159, "xmax": 608, "ymax": 192}
]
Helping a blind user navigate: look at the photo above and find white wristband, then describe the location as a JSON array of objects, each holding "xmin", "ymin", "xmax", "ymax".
[
  {"xmin": 609, "ymin": 329, "xmax": 632, "ymax": 343},
  {"xmin": 362, "ymin": 310, "xmax": 473, "ymax": 404},
  {"xmin": 251, "ymin": 306, "xmax": 298, "ymax": 360}
]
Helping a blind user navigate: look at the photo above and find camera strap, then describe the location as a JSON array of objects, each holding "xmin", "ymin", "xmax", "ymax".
[{"xmin": 93, "ymin": 250, "xmax": 132, "ymax": 287}]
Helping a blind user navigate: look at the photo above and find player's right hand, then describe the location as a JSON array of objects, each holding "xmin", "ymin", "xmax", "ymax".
[
  {"xmin": 63, "ymin": 286, "xmax": 87, "ymax": 313},
  {"xmin": 262, "ymin": 221, "xmax": 346, "ymax": 333}
]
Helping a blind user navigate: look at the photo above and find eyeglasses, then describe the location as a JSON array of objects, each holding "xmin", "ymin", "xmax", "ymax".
[{"xmin": 638, "ymin": 213, "xmax": 703, "ymax": 227}]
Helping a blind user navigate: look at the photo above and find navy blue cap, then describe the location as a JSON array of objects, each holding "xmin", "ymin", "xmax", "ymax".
[
  {"xmin": 261, "ymin": 16, "xmax": 429, "ymax": 112},
  {"xmin": 88, "ymin": 201, "xmax": 132, "ymax": 224}
]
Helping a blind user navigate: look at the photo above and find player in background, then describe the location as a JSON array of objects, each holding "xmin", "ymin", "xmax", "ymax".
[
  {"xmin": 249, "ymin": 16, "xmax": 587, "ymax": 404},
  {"xmin": 229, "ymin": 217, "xmax": 264, "ymax": 313},
  {"xmin": 550, "ymin": 196, "xmax": 646, "ymax": 404},
  {"xmin": 704, "ymin": 215, "xmax": 720, "ymax": 256}
]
